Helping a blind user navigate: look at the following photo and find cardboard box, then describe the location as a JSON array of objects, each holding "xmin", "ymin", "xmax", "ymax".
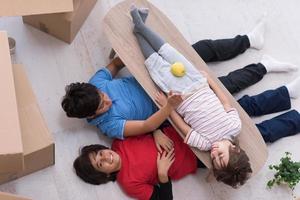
[
  {"xmin": 0, "ymin": 192, "xmax": 31, "ymax": 200},
  {"xmin": 0, "ymin": 31, "xmax": 24, "ymax": 174},
  {"xmin": 0, "ymin": 64, "xmax": 55, "ymax": 184},
  {"xmin": 23, "ymin": 0, "xmax": 97, "ymax": 43},
  {"xmin": 0, "ymin": 0, "xmax": 73, "ymax": 17}
]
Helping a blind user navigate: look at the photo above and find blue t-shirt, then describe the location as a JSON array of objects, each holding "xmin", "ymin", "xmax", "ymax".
[{"xmin": 88, "ymin": 68, "xmax": 157, "ymax": 139}]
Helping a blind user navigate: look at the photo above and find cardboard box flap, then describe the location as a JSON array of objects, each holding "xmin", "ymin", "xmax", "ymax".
[
  {"xmin": 0, "ymin": 31, "xmax": 24, "ymax": 173},
  {"xmin": 0, "ymin": 192, "xmax": 31, "ymax": 200},
  {"xmin": 12, "ymin": 64, "xmax": 54, "ymax": 155},
  {"xmin": 0, "ymin": 0, "xmax": 73, "ymax": 17}
]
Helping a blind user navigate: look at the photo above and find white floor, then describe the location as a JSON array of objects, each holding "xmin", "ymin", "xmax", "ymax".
[{"xmin": 1, "ymin": 0, "xmax": 300, "ymax": 199}]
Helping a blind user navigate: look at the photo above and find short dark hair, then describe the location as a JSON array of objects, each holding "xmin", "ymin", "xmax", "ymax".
[
  {"xmin": 73, "ymin": 144, "xmax": 118, "ymax": 185},
  {"xmin": 213, "ymin": 145, "xmax": 252, "ymax": 188},
  {"xmin": 61, "ymin": 83, "xmax": 100, "ymax": 118}
]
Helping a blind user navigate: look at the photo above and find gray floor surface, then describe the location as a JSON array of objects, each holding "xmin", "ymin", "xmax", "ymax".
[{"xmin": 1, "ymin": 0, "xmax": 300, "ymax": 199}]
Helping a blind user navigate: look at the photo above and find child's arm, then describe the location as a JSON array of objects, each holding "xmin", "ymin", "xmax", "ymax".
[
  {"xmin": 169, "ymin": 111, "xmax": 190, "ymax": 137},
  {"xmin": 123, "ymin": 93, "xmax": 182, "ymax": 137},
  {"xmin": 155, "ymin": 92, "xmax": 211, "ymax": 151},
  {"xmin": 106, "ymin": 57, "xmax": 125, "ymax": 78},
  {"xmin": 155, "ymin": 91, "xmax": 191, "ymax": 136},
  {"xmin": 170, "ymin": 111, "xmax": 211, "ymax": 151},
  {"xmin": 202, "ymin": 71, "xmax": 232, "ymax": 111}
]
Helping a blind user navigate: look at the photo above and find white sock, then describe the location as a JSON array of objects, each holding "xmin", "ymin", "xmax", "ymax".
[
  {"xmin": 286, "ymin": 77, "xmax": 300, "ymax": 98},
  {"xmin": 247, "ymin": 16, "xmax": 266, "ymax": 50},
  {"xmin": 261, "ymin": 55, "xmax": 298, "ymax": 73}
]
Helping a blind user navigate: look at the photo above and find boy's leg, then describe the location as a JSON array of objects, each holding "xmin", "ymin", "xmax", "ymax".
[
  {"xmin": 192, "ymin": 35, "xmax": 250, "ymax": 62},
  {"xmin": 218, "ymin": 63, "xmax": 266, "ymax": 94},
  {"xmin": 218, "ymin": 56, "xmax": 298, "ymax": 94},
  {"xmin": 238, "ymin": 86, "xmax": 291, "ymax": 116},
  {"xmin": 261, "ymin": 55, "xmax": 298, "ymax": 73},
  {"xmin": 286, "ymin": 77, "xmax": 300, "ymax": 99},
  {"xmin": 192, "ymin": 17, "xmax": 266, "ymax": 62},
  {"xmin": 131, "ymin": 6, "xmax": 165, "ymax": 51},
  {"xmin": 256, "ymin": 110, "xmax": 300, "ymax": 143}
]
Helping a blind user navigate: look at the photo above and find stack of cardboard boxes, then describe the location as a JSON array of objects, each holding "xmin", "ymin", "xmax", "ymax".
[
  {"xmin": 1, "ymin": 0, "xmax": 97, "ymax": 43},
  {"xmin": 23, "ymin": 0, "xmax": 98, "ymax": 43},
  {"xmin": 0, "ymin": 0, "xmax": 97, "ymax": 198},
  {"xmin": 0, "ymin": 31, "xmax": 47, "ymax": 200},
  {"xmin": 1, "ymin": 30, "xmax": 56, "ymax": 199},
  {"xmin": 0, "ymin": 50, "xmax": 55, "ymax": 185}
]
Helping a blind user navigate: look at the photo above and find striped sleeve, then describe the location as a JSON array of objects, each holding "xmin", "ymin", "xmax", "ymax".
[
  {"xmin": 184, "ymin": 129, "xmax": 212, "ymax": 151},
  {"xmin": 226, "ymin": 108, "xmax": 242, "ymax": 138}
]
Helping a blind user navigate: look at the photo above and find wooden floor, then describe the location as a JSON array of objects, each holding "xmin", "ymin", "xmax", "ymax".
[{"xmin": 1, "ymin": 0, "xmax": 300, "ymax": 199}]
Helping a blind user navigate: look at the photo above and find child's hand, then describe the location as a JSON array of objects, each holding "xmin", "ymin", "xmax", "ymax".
[
  {"xmin": 112, "ymin": 57, "xmax": 125, "ymax": 67},
  {"xmin": 153, "ymin": 129, "xmax": 174, "ymax": 153},
  {"xmin": 155, "ymin": 91, "xmax": 182, "ymax": 109},
  {"xmin": 157, "ymin": 148, "xmax": 175, "ymax": 183},
  {"xmin": 166, "ymin": 91, "xmax": 183, "ymax": 109},
  {"xmin": 155, "ymin": 91, "xmax": 168, "ymax": 107}
]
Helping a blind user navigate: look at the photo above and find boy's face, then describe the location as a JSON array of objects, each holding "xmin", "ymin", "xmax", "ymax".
[
  {"xmin": 89, "ymin": 149, "xmax": 121, "ymax": 174},
  {"xmin": 93, "ymin": 91, "xmax": 112, "ymax": 116},
  {"xmin": 210, "ymin": 140, "xmax": 235, "ymax": 169}
]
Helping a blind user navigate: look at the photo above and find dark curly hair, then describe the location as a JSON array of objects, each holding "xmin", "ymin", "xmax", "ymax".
[
  {"xmin": 61, "ymin": 82, "xmax": 100, "ymax": 118},
  {"xmin": 73, "ymin": 144, "xmax": 118, "ymax": 185},
  {"xmin": 213, "ymin": 144, "xmax": 252, "ymax": 188}
]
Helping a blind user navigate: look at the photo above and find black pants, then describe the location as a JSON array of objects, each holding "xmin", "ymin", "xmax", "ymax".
[
  {"xmin": 193, "ymin": 35, "xmax": 267, "ymax": 168},
  {"xmin": 192, "ymin": 35, "xmax": 267, "ymax": 94}
]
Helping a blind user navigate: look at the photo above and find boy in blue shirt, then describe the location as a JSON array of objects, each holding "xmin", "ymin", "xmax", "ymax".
[
  {"xmin": 61, "ymin": 14, "xmax": 298, "ymax": 141},
  {"xmin": 62, "ymin": 56, "xmax": 182, "ymax": 140}
]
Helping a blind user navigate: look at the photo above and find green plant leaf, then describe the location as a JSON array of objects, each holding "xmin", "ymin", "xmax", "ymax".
[{"xmin": 267, "ymin": 152, "xmax": 300, "ymax": 191}]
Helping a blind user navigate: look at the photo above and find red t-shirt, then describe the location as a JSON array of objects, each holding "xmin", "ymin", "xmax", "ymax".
[{"xmin": 112, "ymin": 126, "xmax": 197, "ymax": 200}]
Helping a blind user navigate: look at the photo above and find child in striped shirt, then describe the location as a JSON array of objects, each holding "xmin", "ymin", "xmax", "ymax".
[{"xmin": 130, "ymin": 5, "xmax": 250, "ymax": 187}]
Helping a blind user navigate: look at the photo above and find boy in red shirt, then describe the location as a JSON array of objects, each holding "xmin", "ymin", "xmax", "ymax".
[{"xmin": 74, "ymin": 125, "xmax": 201, "ymax": 200}]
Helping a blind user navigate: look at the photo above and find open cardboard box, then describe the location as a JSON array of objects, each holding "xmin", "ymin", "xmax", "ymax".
[
  {"xmin": 23, "ymin": 0, "xmax": 97, "ymax": 43},
  {"xmin": 0, "ymin": 32, "xmax": 54, "ymax": 184},
  {"xmin": 0, "ymin": 192, "xmax": 31, "ymax": 200},
  {"xmin": 0, "ymin": 63, "xmax": 55, "ymax": 184},
  {"xmin": 0, "ymin": 31, "xmax": 24, "ymax": 174},
  {"xmin": 0, "ymin": 0, "xmax": 73, "ymax": 17}
]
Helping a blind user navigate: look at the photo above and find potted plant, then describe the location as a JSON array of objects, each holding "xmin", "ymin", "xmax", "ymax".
[{"xmin": 267, "ymin": 152, "xmax": 300, "ymax": 198}]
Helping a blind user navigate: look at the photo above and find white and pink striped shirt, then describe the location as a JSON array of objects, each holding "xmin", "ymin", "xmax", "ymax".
[{"xmin": 177, "ymin": 83, "xmax": 242, "ymax": 151}]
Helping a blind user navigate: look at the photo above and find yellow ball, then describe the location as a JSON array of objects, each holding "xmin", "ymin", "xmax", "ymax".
[{"xmin": 171, "ymin": 62, "xmax": 186, "ymax": 77}]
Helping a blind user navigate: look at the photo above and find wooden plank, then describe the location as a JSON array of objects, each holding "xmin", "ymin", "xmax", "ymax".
[
  {"xmin": 103, "ymin": 0, "xmax": 268, "ymax": 175},
  {"xmin": 0, "ymin": 0, "xmax": 73, "ymax": 17}
]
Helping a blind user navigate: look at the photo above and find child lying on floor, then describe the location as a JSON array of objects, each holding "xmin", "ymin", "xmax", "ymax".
[{"xmin": 130, "ymin": 5, "xmax": 250, "ymax": 187}]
